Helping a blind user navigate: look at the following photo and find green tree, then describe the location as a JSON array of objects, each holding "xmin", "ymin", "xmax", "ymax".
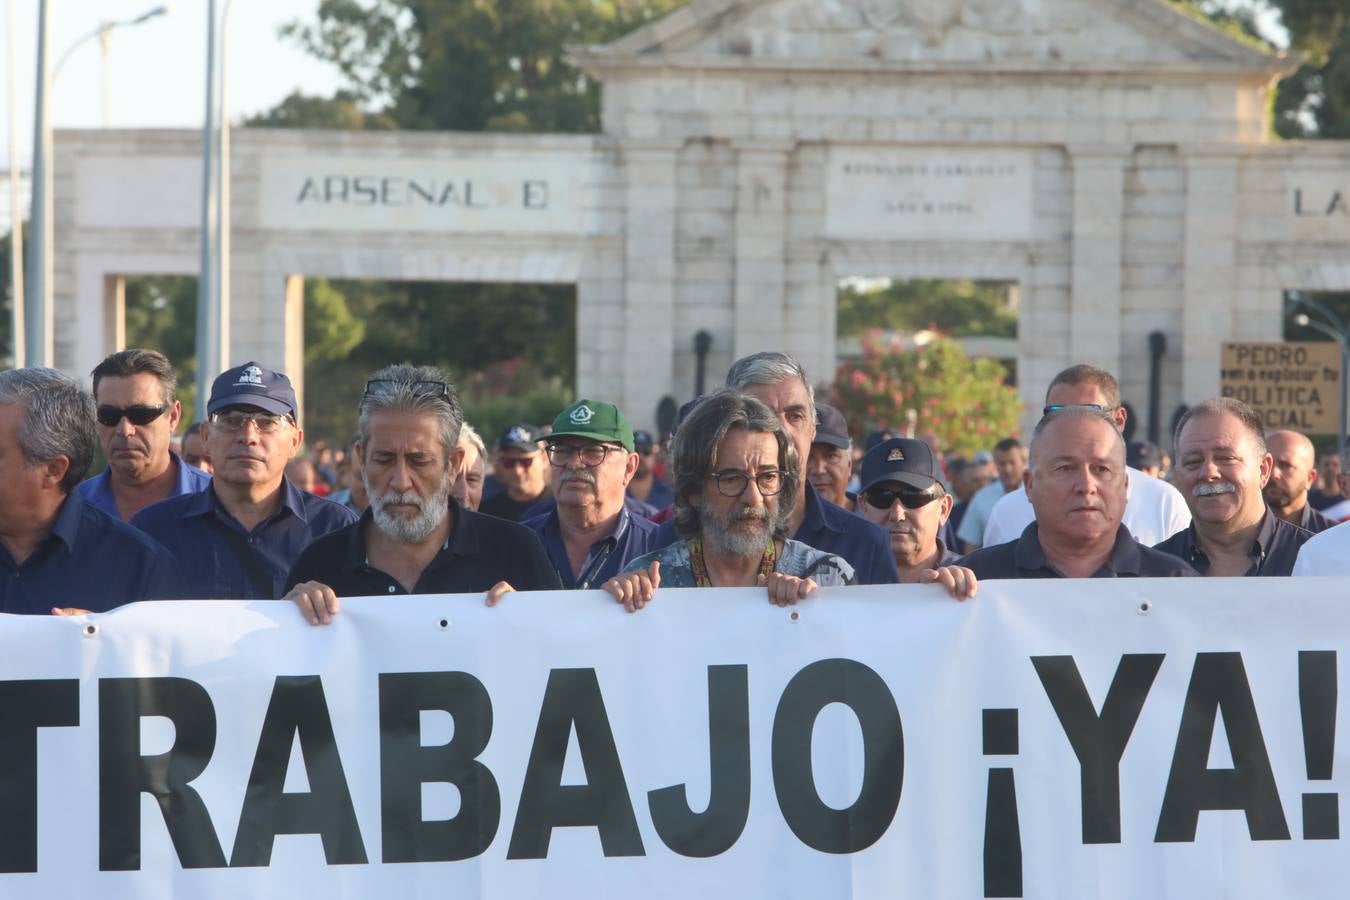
[
  {"xmin": 831, "ymin": 334, "xmax": 1022, "ymax": 456},
  {"xmin": 123, "ymin": 275, "xmax": 200, "ymax": 422},
  {"xmin": 245, "ymin": 90, "xmax": 397, "ymax": 129},
  {"xmin": 837, "ymin": 279, "xmax": 1017, "ymax": 340},
  {"xmin": 0, "ymin": 229, "xmax": 15, "ymax": 367},
  {"xmin": 280, "ymin": 0, "xmax": 687, "ymax": 133}
]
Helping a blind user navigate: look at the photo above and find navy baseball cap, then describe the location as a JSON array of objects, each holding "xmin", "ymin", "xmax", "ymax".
[
  {"xmin": 860, "ymin": 438, "xmax": 944, "ymax": 493},
  {"xmin": 813, "ymin": 403, "xmax": 851, "ymax": 450},
  {"xmin": 207, "ymin": 362, "xmax": 297, "ymax": 417},
  {"xmin": 633, "ymin": 430, "xmax": 655, "ymax": 454},
  {"xmin": 1128, "ymin": 440, "xmax": 1162, "ymax": 470},
  {"xmin": 498, "ymin": 423, "xmax": 539, "ymax": 452}
]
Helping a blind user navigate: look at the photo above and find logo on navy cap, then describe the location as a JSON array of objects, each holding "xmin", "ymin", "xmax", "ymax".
[{"xmin": 237, "ymin": 365, "xmax": 263, "ymax": 386}]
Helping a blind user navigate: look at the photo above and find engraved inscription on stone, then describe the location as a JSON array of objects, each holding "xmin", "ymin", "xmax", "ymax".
[
  {"xmin": 259, "ymin": 157, "xmax": 588, "ymax": 235},
  {"xmin": 825, "ymin": 147, "xmax": 1034, "ymax": 242},
  {"xmin": 1285, "ymin": 171, "xmax": 1350, "ymax": 241}
]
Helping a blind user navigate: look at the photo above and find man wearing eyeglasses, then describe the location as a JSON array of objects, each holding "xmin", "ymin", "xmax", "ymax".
[
  {"xmin": 514, "ymin": 400, "xmax": 660, "ymax": 590},
  {"xmin": 132, "ymin": 362, "xmax": 357, "ymax": 599},
  {"xmin": 980, "ymin": 365, "xmax": 1191, "ymax": 548},
  {"xmin": 77, "ymin": 349, "xmax": 212, "ymax": 521},
  {"xmin": 285, "ymin": 366, "xmax": 559, "ymax": 623},
  {"xmin": 960, "ymin": 408, "xmax": 1196, "ymax": 579},
  {"xmin": 479, "ymin": 424, "xmax": 551, "ymax": 522},
  {"xmin": 857, "ymin": 438, "xmax": 967, "ymax": 583}
]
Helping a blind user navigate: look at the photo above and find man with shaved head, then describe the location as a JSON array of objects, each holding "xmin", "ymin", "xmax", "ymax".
[
  {"xmin": 960, "ymin": 408, "xmax": 1195, "ymax": 579},
  {"xmin": 1154, "ymin": 399, "xmax": 1313, "ymax": 576},
  {"xmin": 1264, "ymin": 430, "xmax": 1335, "ymax": 533}
]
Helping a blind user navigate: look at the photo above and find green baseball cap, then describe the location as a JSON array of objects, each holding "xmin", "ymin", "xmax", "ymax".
[{"xmin": 545, "ymin": 400, "xmax": 636, "ymax": 452}]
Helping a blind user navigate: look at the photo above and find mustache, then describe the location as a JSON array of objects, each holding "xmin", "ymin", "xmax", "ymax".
[
  {"xmin": 560, "ymin": 470, "xmax": 597, "ymax": 488},
  {"xmin": 731, "ymin": 506, "xmax": 768, "ymax": 524},
  {"xmin": 1193, "ymin": 481, "xmax": 1237, "ymax": 497},
  {"xmin": 373, "ymin": 490, "xmax": 424, "ymax": 512}
]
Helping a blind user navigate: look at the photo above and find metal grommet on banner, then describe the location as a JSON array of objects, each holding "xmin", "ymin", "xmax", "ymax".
[
  {"xmin": 83, "ymin": 624, "xmax": 98, "ymax": 636},
  {"xmin": 1138, "ymin": 601, "xmax": 1152, "ymax": 615},
  {"xmin": 438, "ymin": 618, "xmax": 449, "ymax": 629},
  {"xmin": 790, "ymin": 611, "xmax": 800, "ymax": 622}
]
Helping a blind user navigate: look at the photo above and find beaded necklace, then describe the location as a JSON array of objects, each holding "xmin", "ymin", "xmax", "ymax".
[{"xmin": 688, "ymin": 536, "xmax": 778, "ymax": 587}]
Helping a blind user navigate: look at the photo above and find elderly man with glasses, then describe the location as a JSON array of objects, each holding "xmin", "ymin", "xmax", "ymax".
[
  {"xmin": 285, "ymin": 366, "xmax": 558, "ymax": 623},
  {"xmin": 857, "ymin": 438, "xmax": 977, "ymax": 587},
  {"xmin": 77, "ymin": 349, "xmax": 212, "ymax": 521},
  {"xmin": 519, "ymin": 400, "xmax": 659, "ymax": 589},
  {"xmin": 133, "ymin": 362, "xmax": 357, "ymax": 599}
]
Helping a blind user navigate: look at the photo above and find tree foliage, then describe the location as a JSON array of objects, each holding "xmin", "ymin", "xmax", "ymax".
[
  {"xmin": 837, "ymin": 280, "xmax": 1017, "ymax": 340},
  {"xmin": 280, "ymin": 0, "xmax": 686, "ymax": 133},
  {"xmin": 831, "ymin": 334, "xmax": 1022, "ymax": 456},
  {"xmin": 123, "ymin": 276, "xmax": 200, "ymax": 422}
]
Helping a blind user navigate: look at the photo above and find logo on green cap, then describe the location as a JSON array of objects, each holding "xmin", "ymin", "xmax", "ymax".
[{"xmin": 570, "ymin": 404, "xmax": 595, "ymax": 425}]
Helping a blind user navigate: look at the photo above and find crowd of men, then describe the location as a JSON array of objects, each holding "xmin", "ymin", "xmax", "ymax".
[{"xmin": 2, "ymin": 347, "xmax": 1349, "ymax": 620}]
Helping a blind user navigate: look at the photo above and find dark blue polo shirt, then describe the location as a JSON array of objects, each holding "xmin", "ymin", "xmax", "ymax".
[
  {"xmin": 1152, "ymin": 511, "xmax": 1311, "ymax": 577},
  {"xmin": 1297, "ymin": 504, "xmax": 1337, "ymax": 535},
  {"xmin": 76, "ymin": 451, "xmax": 212, "ymax": 519},
  {"xmin": 960, "ymin": 523, "xmax": 1198, "ymax": 579},
  {"xmin": 521, "ymin": 493, "xmax": 660, "ymax": 523},
  {"xmin": 522, "ymin": 506, "xmax": 660, "ymax": 589},
  {"xmin": 0, "ymin": 494, "xmax": 183, "ymax": 614},
  {"xmin": 132, "ymin": 478, "xmax": 358, "ymax": 599},
  {"xmin": 629, "ymin": 478, "xmax": 673, "ymax": 512},
  {"xmin": 650, "ymin": 483, "xmax": 899, "ymax": 585},
  {"xmin": 287, "ymin": 497, "xmax": 560, "ymax": 595}
]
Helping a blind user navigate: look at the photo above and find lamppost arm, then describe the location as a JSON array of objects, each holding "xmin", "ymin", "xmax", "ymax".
[{"xmin": 52, "ymin": 6, "xmax": 169, "ymax": 81}]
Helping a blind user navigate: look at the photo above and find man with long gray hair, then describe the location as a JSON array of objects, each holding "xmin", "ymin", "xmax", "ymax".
[
  {"xmin": 0, "ymin": 368, "xmax": 182, "ymax": 613},
  {"xmin": 647, "ymin": 352, "xmax": 899, "ymax": 584},
  {"xmin": 286, "ymin": 364, "xmax": 558, "ymax": 624}
]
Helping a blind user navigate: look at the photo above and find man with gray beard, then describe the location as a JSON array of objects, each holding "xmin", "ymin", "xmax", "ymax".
[
  {"xmin": 605, "ymin": 390, "xmax": 855, "ymax": 611},
  {"xmin": 285, "ymin": 365, "xmax": 558, "ymax": 624},
  {"xmin": 1153, "ymin": 398, "xmax": 1312, "ymax": 577}
]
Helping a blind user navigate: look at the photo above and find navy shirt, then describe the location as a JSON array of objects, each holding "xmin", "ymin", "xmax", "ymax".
[
  {"xmin": 961, "ymin": 523, "xmax": 1198, "ymax": 579},
  {"xmin": 132, "ymin": 478, "xmax": 358, "ymax": 599},
  {"xmin": 629, "ymin": 477, "xmax": 673, "ymax": 512},
  {"xmin": 0, "ymin": 494, "xmax": 183, "ymax": 614},
  {"xmin": 1296, "ymin": 504, "xmax": 1338, "ymax": 535},
  {"xmin": 522, "ymin": 506, "xmax": 660, "ymax": 589},
  {"xmin": 1152, "ymin": 511, "xmax": 1311, "ymax": 577},
  {"xmin": 650, "ymin": 483, "xmax": 900, "ymax": 585},
  {"xmin": 76, "ymin": 451, "xmax": 212, "ymax": 520},
  {"xmin": 287, "ymin": 497, "xmax": 560, "ymax": 595},
  {"xmin": 522, "ymin": 492, "xmax": 659, "ymax": 524}
]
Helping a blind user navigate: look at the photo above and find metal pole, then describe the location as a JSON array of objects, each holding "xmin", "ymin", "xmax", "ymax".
[
  {"xmin": 98, "ymin": 24, "xmax": 112, "ymax": 128},
  {"xmin": 6, "ymin": 0, "xmax": 25, "ymax": 367},
  {"xmin": 215, "ymin": 0, "xmax": 233, "ymax": 376},
  {"xmin": 1340, "ymin": 340, "xmax": 1348, "ymax": 462},
  {"xmin": 194, "ymin": 0, "xmax": 218, "ymax": 411},
  {"xmin": 23, "ymin": 0, "xmax": 53, "ymax": 367}
]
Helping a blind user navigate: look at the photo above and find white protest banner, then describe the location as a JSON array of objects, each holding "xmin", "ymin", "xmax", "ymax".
[{"xmin": 1, "ymin": 580, "xmax": 1347, "ymax": 899}]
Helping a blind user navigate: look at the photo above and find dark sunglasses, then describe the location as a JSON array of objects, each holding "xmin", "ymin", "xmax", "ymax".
[
  {"xmin": 96, "ymin": 404, "xmax": 169, "ymax": 427},
  {"xmin": 863, "ymin": 486, "xmax": 943, "ymax": 511}
]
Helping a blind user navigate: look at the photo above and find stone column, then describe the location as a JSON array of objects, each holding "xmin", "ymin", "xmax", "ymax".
[
  {"xmin": 1067, "ymin": 146, "xmax": 1129, "ymax": 376},
  {"xmin": 1180, "ymin": 148, "xmax": 1239, "ymax": 405},
  {"xmin": 619, "ymin": 140, "xmax": 679, "ymax": 426},
  {"xmin": 732, "ymin": 141, "xmax": 792, "ymax": 361}
]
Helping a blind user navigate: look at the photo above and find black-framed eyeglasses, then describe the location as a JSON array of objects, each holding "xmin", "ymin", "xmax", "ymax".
[
  {"xmin": 1042, "ymin": 403, "xmax": 1119, "ymax": 416},
  {"xmin": 209, "ymin": 410, "xmax": 292, "ymax": 434},
  {"xmin": 545, "ymin": 442, "xmax": 626, "ymax": 468},
  {"xmin": 363, "ymin": 379, "xmax": 450, "ymax": 400},
  {"xmin": 863, "ymin": 486, "xmax": 944, "ymax": 511},
  {"xmin": 707, "ymin": 469, "xmax": 783, "ymax": 498},
  {"xmin": 96, "ymin": 404, "xmax": 169, "ymax": 427}
]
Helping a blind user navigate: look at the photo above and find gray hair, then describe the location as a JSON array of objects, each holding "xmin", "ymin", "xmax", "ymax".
[
  {"xmin": 358, "ymin": 364, "xmax": 464, "ymax": 460},
  {"xmin": 458, "ymin": 422, "xmax": 487, "ymax": 471},
  {"xmin": 725, "ymin": 352, "xmax": 816, "ymax": 409},
  {"xmin": 0, "ymin": 368, "xmax": 97, "ymax": 493},
  {"xmin": 669, "ymin": 389, "xmax": 800, "ymax": 540},
  {"xmin": 1029, "ymin": 406, "xmax": 1125, "ymax": 470},
  {"xmin": 1173, "ymin": 398, "xmax": 1267, "ymax": 455}
]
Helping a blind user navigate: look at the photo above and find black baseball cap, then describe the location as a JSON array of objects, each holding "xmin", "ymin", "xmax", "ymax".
[
  {"xmin": 1128, "ymin": 440, "xmax": 1162, "ymax": 470},
  {"xmin": 860, "ymin": 438, "xmax": 944, "ymax": 493},
  {"xmin": 207, "ymin": 362, "xmax": 297, "ymax": 417},
  {"xmin": 813, "ymin": 403, "xmax": 851, "ymax": 450}
]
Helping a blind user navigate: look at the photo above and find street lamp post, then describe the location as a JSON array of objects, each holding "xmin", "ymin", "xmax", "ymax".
[
  {"xmin": 6, "ymin": 0, "xmax": 25, "ymax": 367},
  {"xmin": 1290, "ymin": 294, "xmax": 1350, "ymax": 460}
]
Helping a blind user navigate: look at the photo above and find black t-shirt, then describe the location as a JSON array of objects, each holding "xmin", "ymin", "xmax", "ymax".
[
  {"xmin": 479, "ymin": 490, "xmax": 547, "ymax": 523},
  {"xmin": 959, "ymin": 523, "xmax": 1197, "ymax": 579},
  {"xmin": 287, "ymin": 498, "xmax": 561, "ymax": 596}
]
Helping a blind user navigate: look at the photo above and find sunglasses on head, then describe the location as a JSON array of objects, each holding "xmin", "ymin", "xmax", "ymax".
[
  {"xmin": 863, "ymin": 485, "xmax": 943, "ymax": 511},
  {"xmin": 96, "ymin": 404, "xmax": 169, "ymax": 427},
  {"xmin": 1042, "ymin": 403, "xmax": 1119, "ymax": 416}
]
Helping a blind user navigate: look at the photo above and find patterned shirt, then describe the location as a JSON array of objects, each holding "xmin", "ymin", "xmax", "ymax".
[{"xmin": 622, "ymin": 538, "xmax": 855, "ymax": 587}]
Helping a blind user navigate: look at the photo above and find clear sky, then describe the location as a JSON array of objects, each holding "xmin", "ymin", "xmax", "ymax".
[{"xmin": 3, "ymin": 0, "xmax": 344, "ymax": 171}]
